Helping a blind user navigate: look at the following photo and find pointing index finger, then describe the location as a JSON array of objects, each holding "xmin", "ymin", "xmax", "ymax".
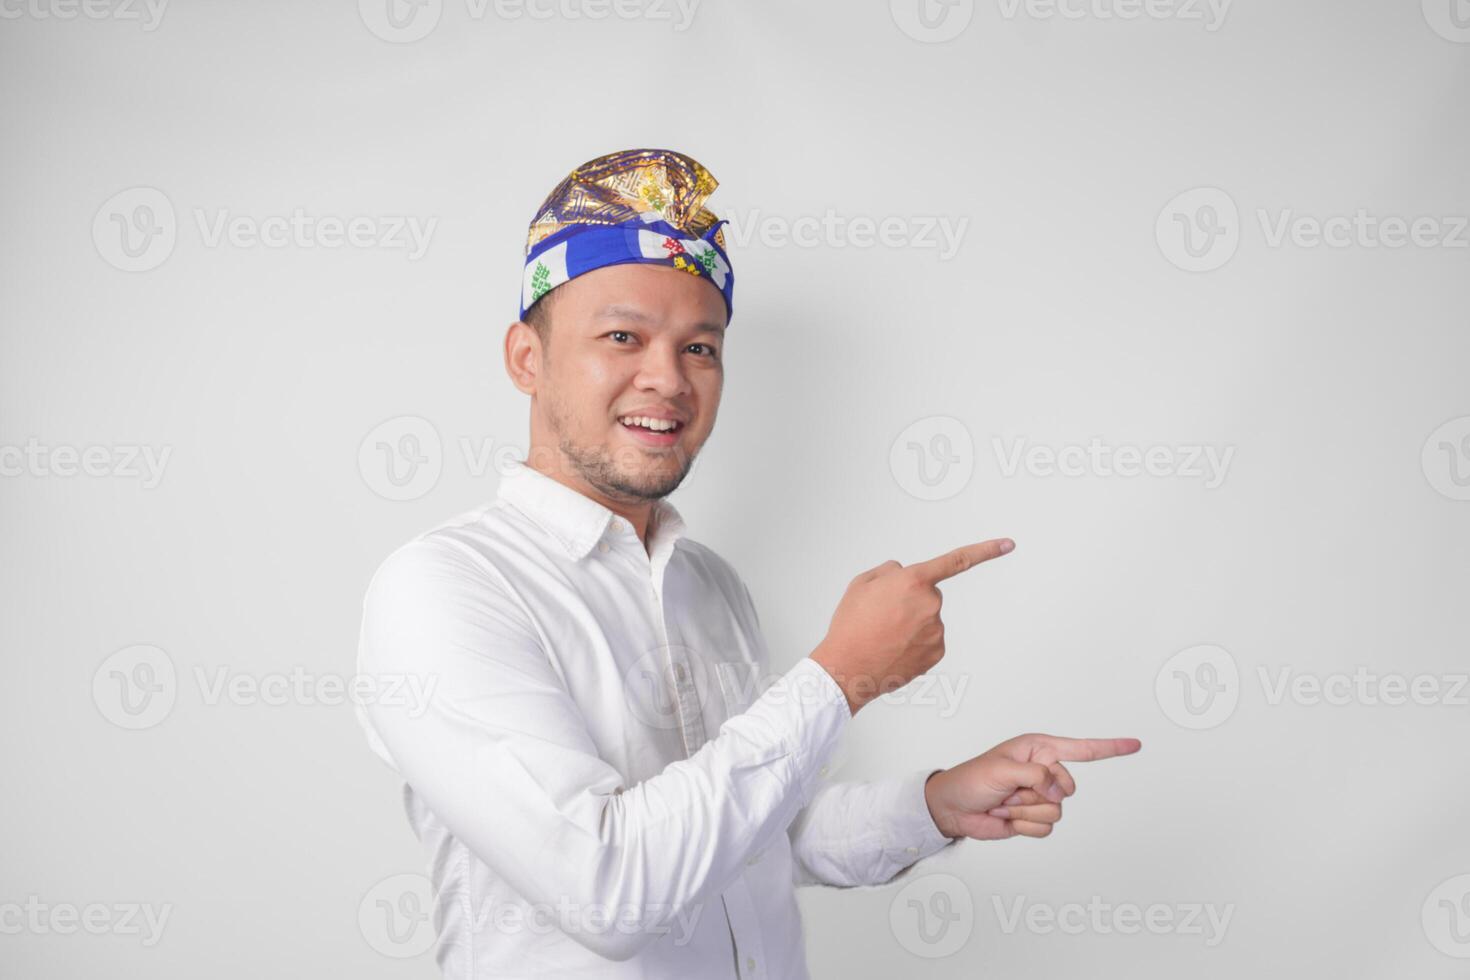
[
  {"xmin": 908, "ymin": 538, "xmax": 1016, "ymax": 586},
  {"xmin": 1044, "ymin": 737, "xmax": 1143, "ymax": 763}
]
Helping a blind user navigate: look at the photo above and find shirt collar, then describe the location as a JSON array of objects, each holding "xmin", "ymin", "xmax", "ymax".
[{"xmin": 495, "ymin": 457, "xmax": 688, "ymax": 562}]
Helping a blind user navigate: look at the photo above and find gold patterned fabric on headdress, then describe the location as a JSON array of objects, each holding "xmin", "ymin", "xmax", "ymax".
[{"xmin": 524, "ymin": 148, "xmax": 727, "ymax": 254}]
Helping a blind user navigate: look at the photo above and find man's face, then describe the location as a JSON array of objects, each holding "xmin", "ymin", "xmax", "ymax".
[{"xmin": 528, "ymin": 263, "xmax": 727, "ymax": 502}]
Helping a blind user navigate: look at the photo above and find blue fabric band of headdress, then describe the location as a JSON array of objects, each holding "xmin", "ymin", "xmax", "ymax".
[{"xmin": 520, "ymin": 214, "xmax": 734, "ymax": 322}]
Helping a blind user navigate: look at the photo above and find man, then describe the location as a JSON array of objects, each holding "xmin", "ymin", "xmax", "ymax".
[{"xmin": 356, "ymin": 148, "xmax": 1141, "ymax": 978}]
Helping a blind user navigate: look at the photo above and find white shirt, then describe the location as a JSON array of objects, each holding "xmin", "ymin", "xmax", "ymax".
[{"xmin": 356, "ymin": 457, "xmax": 957, "ymax": 979}]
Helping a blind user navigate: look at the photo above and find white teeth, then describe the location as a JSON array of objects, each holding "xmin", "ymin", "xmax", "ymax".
[{"xmin": 620, "ymin": 416, "xmax": 679, "ymax": 432}]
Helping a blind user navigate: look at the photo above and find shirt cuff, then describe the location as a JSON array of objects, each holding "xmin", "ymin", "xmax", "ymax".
[
  {"xmin": 786, "ymin": 658, "xmax": 852, "ymax": 806},
  {"xmin": 881, "ymin": 768, "xmax": 960, "ymax": 866}
]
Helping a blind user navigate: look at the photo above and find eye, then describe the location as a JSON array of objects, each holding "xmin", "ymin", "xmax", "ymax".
[
  {"xmin": 606, "ymin": 330, "xmax": 635, "ymax": 344},
  {"xmin": 687, "ymin": 342, "xmax": 720, "ymax": 359}
]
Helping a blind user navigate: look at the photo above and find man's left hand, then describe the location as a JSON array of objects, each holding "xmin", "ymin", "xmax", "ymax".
[{"xmin": 923, "ymin": 733, "xmax": 1142, "ymax": 841}]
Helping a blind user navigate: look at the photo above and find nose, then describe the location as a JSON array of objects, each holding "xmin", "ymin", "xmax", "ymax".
[{"xmin": 632, "ymin": 339, "xmax": 692, "ymax": 399}]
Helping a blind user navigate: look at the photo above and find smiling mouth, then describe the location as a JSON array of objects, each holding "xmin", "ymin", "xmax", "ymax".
[{"xmin": 617, "ymin": 418, "xmax": 685, "ymax": 446}]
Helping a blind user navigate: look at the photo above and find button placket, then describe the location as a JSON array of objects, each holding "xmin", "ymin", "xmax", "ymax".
[
  {"xmin": 667, "ymin": 644, "xmax": 706, "ymax": 757},
  {"xmin": 720, "ymin": 881, "xmax": 769, "ymax": 980},
  {"xmin": 637, "ymin": 529, "xmax": 706, "ymax": 758}
]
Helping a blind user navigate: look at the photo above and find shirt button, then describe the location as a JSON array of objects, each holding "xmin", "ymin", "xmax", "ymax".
[
  {"xmin": 745, "ymin": 957, "xmax": 756, "ymax": 972},
  {"xmin": 818, "ymin": 765, "xmax": 829, "ymax": 777},
  {"xmin": 597, "ymin": 541, "xmax": 609, "ymax": 553},
  {"xmin": 905, "ymin": 846, "xmax": 918, "ymax": 855},
  {"xmin": 674, "ymin": 663, "xmax": 687, "ymax": 682}
]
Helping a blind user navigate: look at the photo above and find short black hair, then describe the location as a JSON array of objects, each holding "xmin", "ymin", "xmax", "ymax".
[{"xmin": 522, "ymin": 286, "xmax": 559, "ymax": 351}]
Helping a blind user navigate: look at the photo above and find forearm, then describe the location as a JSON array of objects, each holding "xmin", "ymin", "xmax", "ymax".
[{"xmin": 787, "ymin": 768, "xmax": 958, "ymax": 889}]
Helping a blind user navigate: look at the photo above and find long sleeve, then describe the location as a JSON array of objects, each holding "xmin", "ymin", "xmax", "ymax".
[
  {"xmin": 732, "ymin": 578, "xmax": 961, "ymax": 889},
  {"xmin": 355, "ymin": 539, "xmax": 851, "ymax": 963},
  {"xmin": 786, "ymin": 769, "xmax": 960, "ymax": 888}
]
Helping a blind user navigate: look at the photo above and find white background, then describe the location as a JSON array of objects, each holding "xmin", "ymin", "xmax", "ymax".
[{"xmin": 2, "ymin": 0, "xmax": 1468, "ymax": 975}]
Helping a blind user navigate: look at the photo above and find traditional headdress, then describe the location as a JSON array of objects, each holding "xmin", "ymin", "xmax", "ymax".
[{"xmin": 519, "ymin": 148, "xmax": 734, "ymax": 322}]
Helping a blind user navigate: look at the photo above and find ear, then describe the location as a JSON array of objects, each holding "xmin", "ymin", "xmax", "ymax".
[{"xmin": 503, "ymin": 320, "xmax": 543, "ymax": 396}]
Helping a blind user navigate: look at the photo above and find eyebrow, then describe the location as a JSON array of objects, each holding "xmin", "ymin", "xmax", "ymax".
[{"xmin": 594, "ymin": 304, "xmax": 726, "ymax": 335}]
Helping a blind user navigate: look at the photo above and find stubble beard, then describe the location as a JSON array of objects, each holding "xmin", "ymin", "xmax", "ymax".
[{"xmin": 546, "ymin": 392, "xmax": 697, "ymax": 503}]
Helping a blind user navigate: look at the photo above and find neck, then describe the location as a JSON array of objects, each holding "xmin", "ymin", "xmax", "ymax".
[{"xmin": 524, "ymin": 444, "xmax": 655, "ymax": 548}]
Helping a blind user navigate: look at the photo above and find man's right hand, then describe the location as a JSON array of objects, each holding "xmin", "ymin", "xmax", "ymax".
[{"xmin": 809, "ymin": 537, "xmax": 1015, "ymax": 716}]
